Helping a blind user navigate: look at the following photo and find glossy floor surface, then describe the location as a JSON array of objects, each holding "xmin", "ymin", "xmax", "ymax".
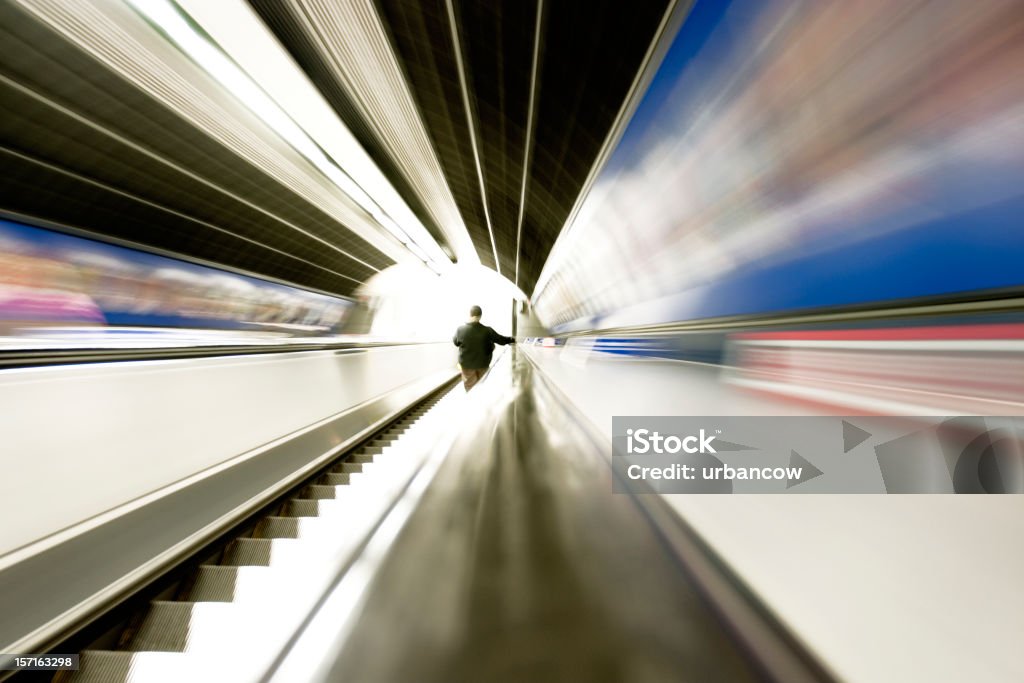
[
  {"xmin": 525, "ymin": 346, "xmax": 1024, "ymax": 683},
  {"xmin": 318, "ymin": 350, "xmax": 761, "ymax": 682}
]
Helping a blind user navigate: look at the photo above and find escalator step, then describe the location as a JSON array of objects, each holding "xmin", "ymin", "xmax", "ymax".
[
  {"xmin": 254, "ymin": 516, "xmax": 301, "ymax": 539},
  {"xmin": 186, "ymin": 565, "xmax": 237, "ymax": 602},
  {"xmin": 350, "ymin": 453, "xmax": 374, "ymax": 464},
  {"xmin": 333, "ymin": 462, "xmax": 362, "ymax": 474},
  {"xmin": 321, "ymin": 472, "xmax": 350, "ymax": 485},
  {"xmin": 122, "ymin": 601, "xmax": 192, "ymax": 651},
  {"xmin": 222, "ymin": 538, "xmax": 273, "ymax": 566},
  {"xmin": 303, "ymin": 484, "xmax": 338, "ymax": 500},
  {"xmin": 285, "ymin": 499, "xmax": 322, "ymax": 517},
  {"xmin": 53, "ymin": 651, "xmax": 131, "ymax": 682}
]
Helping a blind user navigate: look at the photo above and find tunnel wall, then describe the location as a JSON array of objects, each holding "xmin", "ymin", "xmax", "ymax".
[{"xmin": 532, "ymin": 0, "xmax": 1024, "ymax": 332}]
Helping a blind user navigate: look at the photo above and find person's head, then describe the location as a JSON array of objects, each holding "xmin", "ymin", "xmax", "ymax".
[{"xmin": 469, "ymin": 305, "xmax": 482, "ymax": 320}]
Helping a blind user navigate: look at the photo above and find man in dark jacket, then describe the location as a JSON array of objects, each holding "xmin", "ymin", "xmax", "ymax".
[{"xmin": 452, "ymin": 305, "xmax": 514, "ymax": 390}]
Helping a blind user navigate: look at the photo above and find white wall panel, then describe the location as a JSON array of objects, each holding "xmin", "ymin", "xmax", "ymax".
[{"xmin": 0, "ymin": 344, "xmax": 455, "ymax": 557}]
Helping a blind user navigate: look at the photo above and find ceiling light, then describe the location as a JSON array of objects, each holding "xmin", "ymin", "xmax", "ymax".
[{"xmin": 126, "ymin": 0, "xmax": 449, "ymax": 272}]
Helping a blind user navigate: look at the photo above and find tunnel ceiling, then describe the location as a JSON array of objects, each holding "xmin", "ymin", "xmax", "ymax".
[
  {"xmin": 0, "ymin": 0, "xmax": 675, "ymax": 300},
  {"xmin": 0, "ymin": 0, "xmax": 400, "ymax": 298},
  {"xmin": 252, "ymin": 0, "xmax": 675, "ymax": 295}
]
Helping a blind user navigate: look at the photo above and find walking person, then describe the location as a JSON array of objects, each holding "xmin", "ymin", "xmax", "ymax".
[{"xmin": 452, "ymin": 305, "xmax": 514, "ymax": 390}]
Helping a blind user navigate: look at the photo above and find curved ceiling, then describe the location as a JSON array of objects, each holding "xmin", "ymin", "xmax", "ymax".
[
  {"xmin": 0, "ymin": 0, "xmax": 677, "ymax": 299},
  {"xmin": 254, "ymin": 0, "xmax": 677, "ymax": 295}
]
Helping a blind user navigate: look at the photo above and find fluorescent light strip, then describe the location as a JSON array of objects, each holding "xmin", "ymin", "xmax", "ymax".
[
  {"xmin": 37, "ymin": 0, "xmax": 409, "ymax": 265},
  {"xmin": 20, "ymin": 0, "xmax": 396, "ymax": 274},
  {"xmin": 127, "ymin": 0, "xmax": 444, "ymax": 272},
  {"xmin": 514, "ymin": 0, "xmax": 544, "ymax": 288},
  {"xmin": 174, "ymin": 0, "xmax": 453, "ymax": 271},
  {"xmin": 0, "ymin": 71, "xmax": 376, "ymax": 275},
  {"xmin": 291, "ymin": 0, "xmax": 477, "ymax": 266},
  {"xmin": 405, "ymin": 242, "xmax": 429, "ymax": 261},
  {"xmin": 444, "ymin": 0, "xmax": 502, "ymax": 274},
  {"xmin": 0, "ymin": 145, "xmax": 362, "ymax": 284}
]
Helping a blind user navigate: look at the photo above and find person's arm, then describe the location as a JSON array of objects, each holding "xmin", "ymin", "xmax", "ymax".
[
  {"xmin": 490, "ymin": 328, "xmax": 514, "ymax": 345},
  {"xmin": 452, "ymin": 328, "xmax": 461, "ymax": 346}
]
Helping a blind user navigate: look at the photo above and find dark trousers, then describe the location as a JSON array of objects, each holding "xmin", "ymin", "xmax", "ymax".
[{"xmin": 460, "ymin": 367, "xmax": 485, "ymax": 391}]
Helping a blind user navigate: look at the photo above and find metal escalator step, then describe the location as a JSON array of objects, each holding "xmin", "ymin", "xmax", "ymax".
[
  {"xmin": 186, "ymin": 565, "xmax": 237, "ymax": 602},
  {"xmin": 253, "ymin": 516, "xmax": 301, "ymax": 539},
  {"xmin": 53, "ymin": 651, "xmax": 131, "ymax": 682},
  {"xmin": 333, "ymin": 462, "xmax": 362, "ymax": 474},
  {"xmin": 321, "ymin": 472, "xmax": 350, "ymax": 485},
  {"xmin": 123, "ymin": 601, "xmax": 192, "ymax": 651},
  {"xmin": 361, "ymin": 445, "xmax": 385, "ymax": 455},
  {"xmin": 284, "ymin": 499, "xmax": 322, "ymax": 517},
  {"xmin": 303, "ymin": 484, "xmax": 338, "ymax": 500},
  {"xmin": 350, "ymin": 453, "xmax": 374, "ymax": 464},
  {"xmin": 222, "ymin": 538, "xmax": 273, "ymax": 566}
]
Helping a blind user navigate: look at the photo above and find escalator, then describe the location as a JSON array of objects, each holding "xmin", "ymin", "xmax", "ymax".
[
  {"xmin": 47, "ymin": 382, "xmax": 461, "ymax": 682},
  {"xmin": 21, "ymin": 349, "xmax": 835, "ymax": 682}
]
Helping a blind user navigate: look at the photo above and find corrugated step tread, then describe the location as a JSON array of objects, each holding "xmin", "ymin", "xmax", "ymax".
[
  {"xmin": 303, "ymin": 484, "xmax": 338, "ymax": 500},
  {"xmin": 53, "ymin": 650, "xmax": 132, "ymax": 683},
  {"xmin": 321, "ymin": 472, "xmax": 350, "ymax": 485},
  {"xmin": 123, "ymin": 601, "xmax": 192, "ymax": 651},
  {"xmin": 186, "ymin": 565, "xmax": 237, "ymax": 602},
  {"xmin": 222, "ymin": 538, "xmax": 273, "ymax": 566},
  {"xmin": 285, "ymin": 499, "xmax": 322, "ymax": 517},
  {"xmin": 254, "ymin": 516, "xmax": 301, "ymax": 539}
]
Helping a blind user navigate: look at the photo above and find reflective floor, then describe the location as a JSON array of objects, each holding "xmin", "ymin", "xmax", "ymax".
[
  {"xmin": 522, "ymin": 347, "xmax": 1024, "ymax": 683},
  {"xmin": 319, "ymin": 350, "xmax": 761, "ymax": 682}
]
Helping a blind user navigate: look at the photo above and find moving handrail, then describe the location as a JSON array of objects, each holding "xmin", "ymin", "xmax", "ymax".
[{"xmin": 0, "ymin": 339, "xmax": 425, "ymax": 370}]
